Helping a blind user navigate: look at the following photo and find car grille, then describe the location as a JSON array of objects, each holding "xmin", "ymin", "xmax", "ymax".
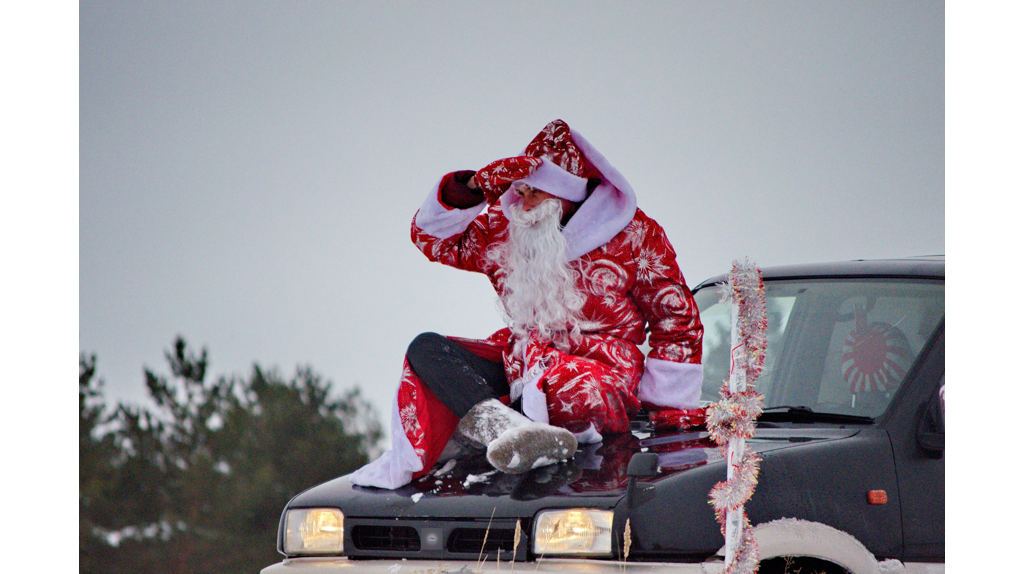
[
  {"xmin": 447, "ymin": 526, "xmax": 517, "ymax": 554},
  {"xmin": 344, "ymin": 519, "xmax": 528, "ymax": 561},
  {"xmin": 351, "ymin": 525, "xmax": 421, "ymax": 551}
]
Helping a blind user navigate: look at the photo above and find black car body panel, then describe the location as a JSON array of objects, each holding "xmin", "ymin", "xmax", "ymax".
[
  {"xmin": 275, "ymin": 258, "xmax": 945, "ymax": 568},
  {"xmin": 288, "ymin": 426, "xmax": 893, "ymax": 562}
]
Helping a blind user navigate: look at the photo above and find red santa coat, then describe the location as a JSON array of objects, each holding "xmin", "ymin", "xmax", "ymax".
[
  {"xmin": 412, "ymin": 200, "xmax": 703, "ymax": 429},
  {"xmin": 350, "ymin": 129, "xmax": 703, "ymax": 490}
]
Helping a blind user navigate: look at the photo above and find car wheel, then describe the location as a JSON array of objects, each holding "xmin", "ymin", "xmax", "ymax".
[{"xmin": 759, "ymin": 556, "xmax": 851, "ymax": 574}]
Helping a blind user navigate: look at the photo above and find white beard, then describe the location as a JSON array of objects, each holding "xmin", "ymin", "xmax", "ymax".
[{"xmin": 488, "ymin": 199, "xmax": 585, "ymax": 352}]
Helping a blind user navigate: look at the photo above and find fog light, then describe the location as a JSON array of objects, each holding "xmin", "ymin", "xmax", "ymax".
[
  {"xmin": 284, "ymin": 508, "xmax": 344, "ymax": 554},
  {"xmin": 533, "ymin": 509, "xmax": 613, "ymax": 556}
]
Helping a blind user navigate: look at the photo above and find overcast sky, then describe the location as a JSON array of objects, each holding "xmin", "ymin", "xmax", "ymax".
[
  {"xmin": 77, "ymin": 1, "xmax": 947, "ymax": 443},
  {"xmin": 2, "ymin": 1, "xmax": 1021, "ymax": 568}
]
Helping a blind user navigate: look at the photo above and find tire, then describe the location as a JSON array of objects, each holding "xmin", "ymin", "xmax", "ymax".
[{"xmin": 759, "ymin": 555, "xmax": 851, "ymax": 574}]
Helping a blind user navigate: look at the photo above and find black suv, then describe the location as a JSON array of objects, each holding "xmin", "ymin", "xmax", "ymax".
[{"xmin": 263, "ymin": 257, "xmax": 945, "ymax": 574}]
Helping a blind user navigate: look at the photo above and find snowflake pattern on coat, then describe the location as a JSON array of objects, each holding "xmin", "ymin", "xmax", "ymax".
[
  {"xmin": 404, "ymin": 196, "xmax": 702, "ymax": 468},
  {"xmin": 396, "ymin": 356, "xmax": 463, "ymax": 480}
]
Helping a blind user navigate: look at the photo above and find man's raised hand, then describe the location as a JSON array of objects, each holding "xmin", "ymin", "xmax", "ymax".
[{"xmin": 474, "ymin": 156, "xmax": 544, "ymax": 204}]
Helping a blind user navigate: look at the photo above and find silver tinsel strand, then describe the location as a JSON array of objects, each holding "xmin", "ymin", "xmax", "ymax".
[
  {"xmin": 710, "ymin": 447, "xmax": 762, "ymax": 512},
  {"xmin": 708, "ymin": 258, "xmax": 767, "ymax": 574},
  {"xmin": 706, "ymin": 384, "xmax": 765, "ymax": 444},
  {"xmin": 723, "ymin": 515, "xmax": 760, "ymax": 574},
  {"xmin": 719, "ymin": 258, "xmax": 768, "ymax": 385}
]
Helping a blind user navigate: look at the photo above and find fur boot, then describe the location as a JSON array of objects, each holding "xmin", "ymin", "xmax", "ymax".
[{"xmin": 456, "ymin": 399, "xmax": 578, "ymax": 474}]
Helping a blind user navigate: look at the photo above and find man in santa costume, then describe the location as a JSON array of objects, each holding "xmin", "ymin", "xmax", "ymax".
[{"xmin": 350, "ymin": 120, "xmax": 703, "ymax": 489}]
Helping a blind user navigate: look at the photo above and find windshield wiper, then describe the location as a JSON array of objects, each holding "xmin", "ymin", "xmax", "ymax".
[
  {"xmin": 762, "ymin": 405, "xmax": 815, "ymax": 414},
  {"xmin": 759, "ymin": 405, "xmax": 874, "ymax": 424}
]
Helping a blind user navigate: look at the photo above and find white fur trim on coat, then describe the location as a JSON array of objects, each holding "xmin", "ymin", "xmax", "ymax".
[
  {"xmin": 348, "ymin": 389, "xmax": 423, "ymax": 489},
  {"xmin": 521, "ymin": 372, "xmax": 550, "ymax": 424},
  {"xmin": 414, "ymin": 176, "xmax": 487, "ymax": 240},
  {"xmin": 573, "ymin": 423, "xmax": 603, "ymax": 444},
  {"xmin": 516, "ymin": 158, "xmax": 588, "ymax": 202},
  {"xmin": 636, "ymin": 358, "xmax": 704, "ymax": 410}
]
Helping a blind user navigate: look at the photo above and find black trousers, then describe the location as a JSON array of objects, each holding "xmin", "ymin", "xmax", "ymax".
[{"xmin": 405, "ymin": 332, "xmax": 511, "ymax": 418}]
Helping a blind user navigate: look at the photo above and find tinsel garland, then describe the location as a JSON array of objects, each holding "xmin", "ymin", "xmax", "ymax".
[
  {"xmin": 719, "ymin": 258, "xmax": 768, "ymax": 382},
  {"xmin": 705, "ymin": 385, "xmax": 764, "ymax": 444},
  {"xmin": 718, "ymin": 512, "xmax": 760, "ymax": 574},
  {"xmin": 709, "ymin": 447, "xmax": 762, "ymax": 519},
  {"xmin": 706, "ymin": 258, "xmax": 767, "ymax": 574}
]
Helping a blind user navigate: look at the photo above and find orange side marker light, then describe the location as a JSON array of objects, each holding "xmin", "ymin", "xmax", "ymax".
[{"xmin": 867, "ymin": 490, "xmax": 888, "ymax": 505}]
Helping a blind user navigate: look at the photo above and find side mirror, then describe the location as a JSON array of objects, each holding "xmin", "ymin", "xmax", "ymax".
[
  {"xmin": 625, "ymin": 452, "xmax": 659, "ymax": 509},
  {"xmin": 916, "ymin": 382, "xmax": 944, "ymax": 457},
  {"xmin": 627, "ymin": 452, "xmax": 660, "ymax": 478}
]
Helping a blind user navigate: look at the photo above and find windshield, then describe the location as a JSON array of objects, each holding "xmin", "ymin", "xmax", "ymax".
[{"xmin": 693, "ymin": 278, "xmax": 944, "ymax": 418}]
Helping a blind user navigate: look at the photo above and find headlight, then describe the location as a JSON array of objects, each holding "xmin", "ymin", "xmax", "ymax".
[
  {"xmin": 283, "ymin": 508, "xmax": 344, "ymax": 555},
  {"xmin": 533, "ymin": 509, "xmax": 613, "ymax": 556}
]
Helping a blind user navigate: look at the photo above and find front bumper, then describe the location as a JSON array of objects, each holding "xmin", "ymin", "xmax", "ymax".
[{"xmin": 261, "ymin": 557, "xmax": 726, "ymax": 574}]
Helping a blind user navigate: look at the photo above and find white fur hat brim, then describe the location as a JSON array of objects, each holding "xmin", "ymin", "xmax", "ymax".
[{"xmin": 514, "ymin": 158, "xmax": 588, "ymax": 202}]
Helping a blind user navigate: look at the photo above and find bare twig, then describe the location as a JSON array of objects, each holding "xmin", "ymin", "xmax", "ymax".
[
  {"xmin": 476, "ymin": 508, "xmax": 496, "ymax": 572},
  {"xmin": 511, "ymin": 519, "xmax": 522, "ymax": 573}
]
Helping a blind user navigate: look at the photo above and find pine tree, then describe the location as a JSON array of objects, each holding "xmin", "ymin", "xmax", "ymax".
[
  {"xmin": 80, "ymin": 354, "xmax": 120, "ymax": 572},
  {"xmin": 79, "ymin": 337, "xmax": 382, "ymax": 574}
]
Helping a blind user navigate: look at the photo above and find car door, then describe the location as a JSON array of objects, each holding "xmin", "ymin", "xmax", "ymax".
[{"xmin": 885, "ymin": 324, "xmax": 944, "ymax": 562}]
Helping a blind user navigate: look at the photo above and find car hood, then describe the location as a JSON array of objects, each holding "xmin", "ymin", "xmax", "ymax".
[{"xmin": 288, "ymin": 426, "xmax": 861, "ymax": 520}]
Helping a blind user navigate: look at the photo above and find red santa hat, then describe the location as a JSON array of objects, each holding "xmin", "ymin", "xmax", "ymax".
[
  {"xmin": 473, "ymin": 120, "xmax": 638, "ymax": 259},
  {"xmin": 520, "ymin": 120, "xmax": 605, "ymax": 202},
  {"xmin": 522, "ymin": 119, "xmax": 602, "ymax": 181},
  {"xmin": 477, "ymin": 120, "xmax": 605, "ymax": 203},
  {"xmin": 511, "ymin": 158, "xmax": 588, "ymax": 202}
]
